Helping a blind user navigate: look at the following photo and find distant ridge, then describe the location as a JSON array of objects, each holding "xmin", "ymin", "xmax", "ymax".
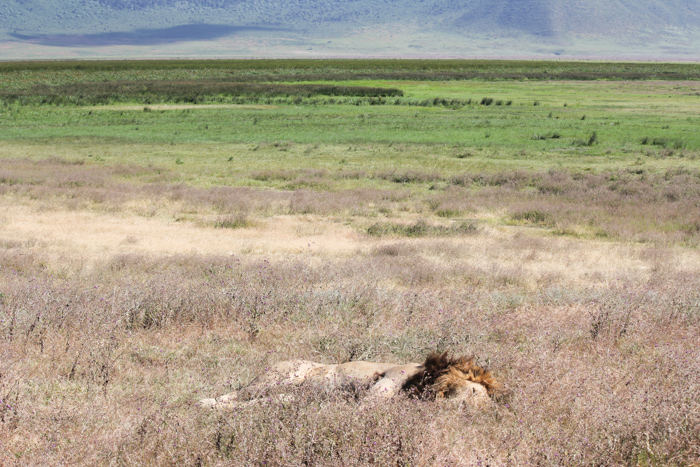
[{"xmin": 1, "ymin": 0, "xmax": 699, "ymax": 59}]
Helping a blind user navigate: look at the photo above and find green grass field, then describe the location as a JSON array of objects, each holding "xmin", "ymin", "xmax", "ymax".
[{"xmin": 2, "ymin": 79, "xmax": 699, "ymax": 171}]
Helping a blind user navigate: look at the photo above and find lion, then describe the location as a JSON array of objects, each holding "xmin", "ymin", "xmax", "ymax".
[{"xmin": 199, "ymin": 352, "xmax": 503, "ymax": 410}]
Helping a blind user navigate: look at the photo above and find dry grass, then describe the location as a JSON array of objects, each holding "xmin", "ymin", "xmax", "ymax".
[
  {"xmin": 3, "ymin": 158, "xmax": 700, "ymax": 246},
  {"xmin": 0, "ymin": 249, "xmax": 698, "ymax": 465},
  {"xmin": 1, "ymin": 156, "xmax": 700, "ymax": 465},
  {"xmin": 3, "ymin": 201, "xmax": 691, "ymax": 289}
]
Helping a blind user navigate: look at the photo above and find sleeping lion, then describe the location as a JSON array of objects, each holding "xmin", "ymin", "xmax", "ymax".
[{"xmin": 200, "ymin": 352, "xmax": 503, "ymax": 410}]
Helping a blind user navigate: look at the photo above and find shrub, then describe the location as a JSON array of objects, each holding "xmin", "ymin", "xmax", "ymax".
[
  {"xmin": 213, "ymin": 214, "xmax": 251, "ymax": 229},
  {"xmin": 511, "ymin": 209, "xmax": 551, "ymax": 225},
  {"xmin": 366, "ymin": 220, "xmax": 478, "ymax": 237},
  {"xmin": 587, "ymin": 131, "xmax": 598, "ymax": 146}
]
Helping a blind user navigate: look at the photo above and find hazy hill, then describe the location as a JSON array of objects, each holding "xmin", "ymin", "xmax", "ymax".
[{"xmin": 1, "ymin": 0, "xmax": 699, "ymax": 58}]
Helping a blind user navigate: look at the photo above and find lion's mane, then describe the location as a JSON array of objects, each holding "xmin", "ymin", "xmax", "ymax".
[{"xmin": 401, "ymin": 352, "xmax": 502, "ymax": 399}]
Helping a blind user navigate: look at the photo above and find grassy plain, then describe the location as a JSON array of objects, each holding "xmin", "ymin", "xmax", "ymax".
[{"xmin": 1, "ymin": 60, "xmax": 699, "ymax": 465}]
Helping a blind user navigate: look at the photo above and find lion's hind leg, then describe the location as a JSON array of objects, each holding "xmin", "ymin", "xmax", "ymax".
[
  {"xmin": 199, "ymin": 391, "xmax": 239, "ymax": 409},
  {"xmin": 200, "ymin": 391, "xmax": 298, "ymax": 410},
  {"xmin": 200, "ymin": 360, "xmax": 326, "ymax": 409},
  {"xmin": 239, "ymin": 360, "xmax": 326, "ymax": 398}
]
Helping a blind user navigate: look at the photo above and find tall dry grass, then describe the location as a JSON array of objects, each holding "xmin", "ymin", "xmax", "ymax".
[
  {"xmin": 2, "ymin": 156, "xmax": 700, "ymax": 464},
  {"xmin": 0, "ymin": 248, "xmax": 698, "ymax": 465}
]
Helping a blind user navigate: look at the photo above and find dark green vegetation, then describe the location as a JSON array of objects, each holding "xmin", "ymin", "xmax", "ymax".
[
  {"xmin": 0, "ymin": 81, "xmax": 403, "ymax": 105},
  {"xmin": 3, "ymin": 59, "xmax": 700, "ymax": 81}
]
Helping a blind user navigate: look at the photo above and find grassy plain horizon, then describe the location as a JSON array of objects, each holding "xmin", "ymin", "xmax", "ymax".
[{"xmin": 1, "ymin": 60, "xmax": 699, "ymax": 465}]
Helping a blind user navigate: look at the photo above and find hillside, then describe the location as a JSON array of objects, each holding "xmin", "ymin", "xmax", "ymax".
[{"xmin": 1, "ymin": 0, "xmax": 699, "ymax": 58}]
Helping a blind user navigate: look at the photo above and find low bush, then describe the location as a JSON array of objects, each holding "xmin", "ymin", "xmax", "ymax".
[
  {"xmin": 511, "ymin": 209, "xmax": 552, "ymax": 225},
  {"xmin": 366, "ymin": 220, "xmax": 478, "ymax": 237}
]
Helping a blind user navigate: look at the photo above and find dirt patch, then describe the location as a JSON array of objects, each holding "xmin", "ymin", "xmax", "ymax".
[
  {"xmin": 0, "ymin": 204, "xmax": 359, "ymax": 264},
  {"xmin": 2, "ymin": 203, "xmax": 697, "ymax": 287}
]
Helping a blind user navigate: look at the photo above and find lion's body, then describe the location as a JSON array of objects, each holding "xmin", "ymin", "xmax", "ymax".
[{"xmin": 200, "ymin": 352, "xmax": 501, "ymax": 410}]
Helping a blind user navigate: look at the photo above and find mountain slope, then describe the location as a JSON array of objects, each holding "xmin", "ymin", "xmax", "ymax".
[{"xmin": 1, "ymin": 0, "xmax": 699, "ymax": 58}]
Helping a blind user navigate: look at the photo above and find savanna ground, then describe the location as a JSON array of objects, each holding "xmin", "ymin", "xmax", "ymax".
[{"xmin": 0, "ymin": 60, "xmax": 699, "ymax": 465}]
